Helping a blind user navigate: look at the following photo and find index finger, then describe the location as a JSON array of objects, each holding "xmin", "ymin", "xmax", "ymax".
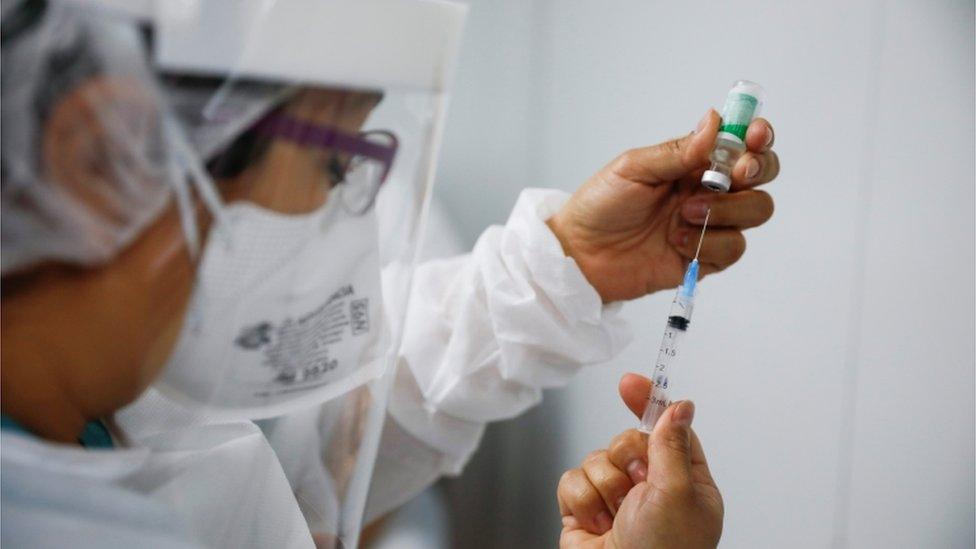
[
  {"xmin": 607, "ymin": 109, "xmax": 719, "ymax": 185},
  {"xmin": 619, "ymin": 373, "xmax": 653, "ymax": 418},
  {"xmin": 607, "ymin": 429, "xmax": 649, "ymax": 484}
]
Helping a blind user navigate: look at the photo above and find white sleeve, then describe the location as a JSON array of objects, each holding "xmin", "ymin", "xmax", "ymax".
[{"xmin": 385, "ymin": 187, "xmax": 632, "ymax": 477}]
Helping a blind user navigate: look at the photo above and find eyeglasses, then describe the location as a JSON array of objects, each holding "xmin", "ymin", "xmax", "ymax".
[{"xmin": 255, "ymin": 113, "xmax": 398, "ymax": 214}]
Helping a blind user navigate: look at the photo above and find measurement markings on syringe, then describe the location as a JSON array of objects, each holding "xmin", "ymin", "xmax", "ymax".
[{"xmin": 638, "ymin": 209, "xmax": 710, "ymax": 434}]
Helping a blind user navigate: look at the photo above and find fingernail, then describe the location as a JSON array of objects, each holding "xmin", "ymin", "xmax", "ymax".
[
  {"xmin": 673, "ymin": 400, "xmax": 695, "ymax": 427},
  {"xmin": 764, "ymin": 126, "xmax": 774, "ymax": 148},
  {"xmin": 745, "ymin": 157, "xmax": 760, "ymax": 180},
  {"xmin": 695, "ymin": 109, "xmax": 712, "ymax": 134},
  {"xmin": 682, "ymin": 200, "xmax": 709, "ymax": 222},
  {"xmin": 596, "ymin": 511, "xmax": 613, "ymax": 533},
  {"xmin": 626, "ymin": 459, "xmax": 647, "ymax": 483}
]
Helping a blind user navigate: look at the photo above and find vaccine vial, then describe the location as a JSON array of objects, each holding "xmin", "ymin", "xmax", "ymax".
[{"xmin": 701, "ymin": 80, "xmax": 766, "ymax": 192}]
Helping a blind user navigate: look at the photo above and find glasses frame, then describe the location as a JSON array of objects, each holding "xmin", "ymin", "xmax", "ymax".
[{"xmin": 254, "ymin": 112, "xmax": 398, "ymax": 214}]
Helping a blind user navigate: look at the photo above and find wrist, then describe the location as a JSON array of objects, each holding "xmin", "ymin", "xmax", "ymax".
[
  {"xmin": 545, "ymin": 212, "xmax": 576, "ymax": 259},
  {"xmin": 545, "ymin": 212, "xmax": 612, "ymax": 303}
]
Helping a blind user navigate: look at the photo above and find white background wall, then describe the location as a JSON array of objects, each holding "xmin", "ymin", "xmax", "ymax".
[{"xmin": 431, "ymin": 1, "xmax": 975, "ymax": 547}]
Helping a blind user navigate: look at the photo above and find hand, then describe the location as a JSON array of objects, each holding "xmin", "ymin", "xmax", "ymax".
[
  {"xmin": 547, "ymin": 110, "xmax": 779, "ymax": 302},
  {"xmin": 557, "ymin": 374, "xmax": 723, "ymax": 548}
]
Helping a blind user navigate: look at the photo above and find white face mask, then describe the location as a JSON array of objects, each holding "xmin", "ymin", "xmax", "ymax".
[{"xmin": 156, "ymin": 185, "xmax": 387, "ymax": 421}]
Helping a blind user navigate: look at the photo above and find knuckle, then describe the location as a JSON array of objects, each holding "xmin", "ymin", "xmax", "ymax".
[
  {"xmin": 621, "ymin": 427, "xmax": 644, "ymax": 442},
  {"xmin": 558, "ymin": 469, "xmax": 582, "ymax": 492},
  {"xmin": 611, "ymin": 149, "xmax": 640, "ymax": 176},
  {"xmin": 589, "ymin": 471, "xmax": 629, "ymax": 503},
  {"xmin": 569, "ymin": 480, "xmax": 598, "ymax": 505},
  {"xmin": 570, "ymin": 482, "xmax": 592, "ymax": 502},
  {"xmin": 584, "ymin": 466, "xmax": 613, "ymax": 488},
  {"xmin": 559, "ymin": 469, "xmax": 596, "ymax": 506},
  {"xmin": 606, "ymin": 438, "xmax": 626, "ymax": 458},
  {"xmin": 661, "ymin": 428, "xmax": 692, "ymax": 458},
  {"xmin": 662, "ymin": 137, "xmax": 684, "ymax": 157},
  {"xmin": 582, "ymin": 450, "xmax": 606, "ymax": 466},
  {"xmin": 608, "ymin": 429, "xmax": 644, "ymax": 458}
]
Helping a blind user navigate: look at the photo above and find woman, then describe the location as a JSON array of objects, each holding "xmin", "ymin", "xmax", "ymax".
[{"xmin": 1, "ymin": 1, "xmax": 777, "ymax": 546}]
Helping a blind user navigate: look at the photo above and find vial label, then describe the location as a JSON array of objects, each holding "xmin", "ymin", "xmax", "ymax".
[{"xmin": 718, "ymin": 92, "xmax": 758, "ymax": 140}]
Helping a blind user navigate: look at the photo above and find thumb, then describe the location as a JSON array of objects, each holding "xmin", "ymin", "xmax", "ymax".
[
  {"xmin": 648, "ymin": 400, "xmax": 696, "ymax": 494},
  {"xmin": 607, "ymin": 110, "xmax": 719, "ymax": 185}
]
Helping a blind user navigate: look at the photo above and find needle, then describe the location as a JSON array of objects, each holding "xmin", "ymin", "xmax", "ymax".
[{"xmin": 693, "ymin": 208, "xmax": 711, "ymax": 261}]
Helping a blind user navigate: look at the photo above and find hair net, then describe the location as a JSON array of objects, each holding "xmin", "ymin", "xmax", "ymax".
[
  {"xmin": 0, "ymin": 1, "xmax": 292, "ymax": 273},
  {"xmin": 1, "ymin": 3, "xmax": 178, "ymax": 272}
]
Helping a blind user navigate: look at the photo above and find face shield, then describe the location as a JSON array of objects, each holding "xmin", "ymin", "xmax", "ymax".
[
  {"xmin": 2, "ymin": 1, "xmax": 466, "ymax": 546},
  {"xmin": 158, "ymin": 4, "xmax": 466, "ymax": 545},
  {"xmin": 156, "ymin": 89, "xmax": 404, "ymax": 417},
  {"xmin": 152, "ymin": 0, "xmax": 466, "ymax": 417}
]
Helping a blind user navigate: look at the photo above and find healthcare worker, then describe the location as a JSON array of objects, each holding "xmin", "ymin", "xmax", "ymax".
[{"xmin": 0, "ymin": 1, "xmax": 779, "ymax": 548}]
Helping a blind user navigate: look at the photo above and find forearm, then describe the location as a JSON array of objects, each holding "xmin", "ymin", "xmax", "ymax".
[{"xmin": 380, "ymin": 189, "xmax": 632, "ymax": 489}]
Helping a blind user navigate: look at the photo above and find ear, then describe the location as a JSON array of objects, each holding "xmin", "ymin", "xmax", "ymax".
[{"xmin": 42, "ymin": 76, "xmax": 157, "ymax": 223}]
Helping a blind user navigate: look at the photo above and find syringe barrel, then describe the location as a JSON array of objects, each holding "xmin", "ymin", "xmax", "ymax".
[
  {"xmin": 639, "ymin": 324, "xmax": 686, "ymax": 433},
  {"xmin": 639, "ymin": 391, "xmax": 670, "ymax": 433},
  {"xmin": 638, "ymin": 289, "xmax": 693, "ymax": 434}
]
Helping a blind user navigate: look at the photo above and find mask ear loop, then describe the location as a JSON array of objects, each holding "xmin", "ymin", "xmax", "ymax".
[
  {"xmin": 161, "ymin": 117, "xmax": 201, "ymax": 258},
  {"xmin": 163, "ymin": 116, "xmax": 231, "ymax": 258},
  {"xmin": 169, "ymin": 148, "xmax": 201, "ymax": 258}
]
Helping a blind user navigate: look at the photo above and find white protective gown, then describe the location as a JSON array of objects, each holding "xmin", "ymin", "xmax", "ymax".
[{"xmin": 0, "ymin": 189, "xmax": 632, "ymax": 548}]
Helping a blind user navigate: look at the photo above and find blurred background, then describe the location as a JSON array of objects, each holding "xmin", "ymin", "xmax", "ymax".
[{"xmin": 372, "ymin": 0, "xmax": 975, "ymax": 547}]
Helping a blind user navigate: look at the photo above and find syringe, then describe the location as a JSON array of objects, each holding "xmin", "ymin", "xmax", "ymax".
[{"xmin": 638, "ymin": 209, "xmax": 710, "ymax": 434}]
